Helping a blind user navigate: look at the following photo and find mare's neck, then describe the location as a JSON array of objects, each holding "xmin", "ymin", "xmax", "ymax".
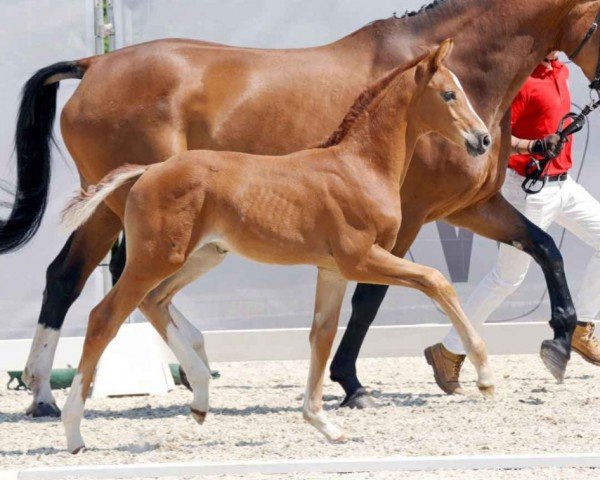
[{"xmin": 339, "ymin": 0, "xmax": 578, "ymax": 123}]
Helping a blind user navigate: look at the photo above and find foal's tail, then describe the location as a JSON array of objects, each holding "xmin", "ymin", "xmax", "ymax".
[
  {"xmin": 0, "ymin": 60, "xmax": 89, "ymax": 254},
  {"xmin": 62, "ymin": 164, "xmax": 150, "ymax": 231}
]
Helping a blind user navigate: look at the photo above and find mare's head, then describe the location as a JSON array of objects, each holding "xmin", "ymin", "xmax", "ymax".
[{"xmin": 411, "ymin": 39, "xmax": 491, "ymax": 157}]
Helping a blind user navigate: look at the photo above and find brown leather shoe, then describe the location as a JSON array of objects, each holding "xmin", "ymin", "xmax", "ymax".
[
  {"xmin": 572, "ymin": 322, "xmax": 600, "ymax": 366},
  {"xmin": 424, "ymin": 343, "xmax": 465, "ymax": 394}
]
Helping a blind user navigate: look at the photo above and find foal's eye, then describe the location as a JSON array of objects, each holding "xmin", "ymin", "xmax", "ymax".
[{"xmin": 441, "ymin": 91, "xmax": 457, "ymax": 102}]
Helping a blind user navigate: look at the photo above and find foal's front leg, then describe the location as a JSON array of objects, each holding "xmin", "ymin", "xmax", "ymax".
[
  {"xmin": 340, "ymin": 245, "xmax": 494, "ymax": 396},
  {"xmin": 303, "ymin": 268, "xmax": 348, "ymax": 442}
]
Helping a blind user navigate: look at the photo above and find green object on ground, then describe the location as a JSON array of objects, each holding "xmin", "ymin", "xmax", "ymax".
[
  {"xmin": 7, "ymin": 365, "xmax": 218, "ymax": 391},
  {"xmin": 7, "ymin": 368, "xmax": 76, "ymax": 391},
  {"xmin": 7, "ymin": 371, "xmax": 28, "ymax": 390},
  {"xmin": 169, "ymin": 364, "xmax": 182, "ymax": 385},
  {"xmin": 49, "ymin": 369, "xmax": 77, "ymax": 389}
]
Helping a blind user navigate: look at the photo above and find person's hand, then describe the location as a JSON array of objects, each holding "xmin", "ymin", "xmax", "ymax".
[{"xmin": 529, "ymin": 134, "xmax": 565, "ymax": 158}]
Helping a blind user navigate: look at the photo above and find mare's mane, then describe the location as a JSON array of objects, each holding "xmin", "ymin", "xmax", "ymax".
[
  {"xmin": 400, "ymin": 0, "xmax": 447, "ymax": 19},
  {"xmin": 318, "ymin": 51, "xmax": 430, "ymax": 148}
]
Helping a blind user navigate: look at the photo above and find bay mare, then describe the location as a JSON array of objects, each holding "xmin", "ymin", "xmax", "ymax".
[
  {"xmin": 3, "ymin": 0, "xmax": 600, "ymax": 416},
  {"xmin": 60, "ymin": 43, "xmax": 493, "ymax": 453}
]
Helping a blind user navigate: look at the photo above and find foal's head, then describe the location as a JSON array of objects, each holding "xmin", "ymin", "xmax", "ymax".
[{"xmin": 412, "ymin": 39, "xmax": 491, "ymax": 157}]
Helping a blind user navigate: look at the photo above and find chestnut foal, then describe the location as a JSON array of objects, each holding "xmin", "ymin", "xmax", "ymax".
[{"xmin": 61, "ymin": 40, "xmax": 492, "ymax": 453}]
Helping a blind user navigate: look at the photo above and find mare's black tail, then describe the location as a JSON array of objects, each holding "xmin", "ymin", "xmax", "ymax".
[{"xmin": 0, "ymin": 61, "xmax": 84, "ymax": 253}]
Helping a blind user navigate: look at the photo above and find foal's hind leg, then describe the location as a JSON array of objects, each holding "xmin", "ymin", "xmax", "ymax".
[
  {"xmin": 169, "ymin": 304, "xmax": 211, "ymax": 371},
  {"xmin": 339, "ymin": 245, "xmax": 494, "ymax": 396},
  {"xmin": 303, "ymin": 268, "xmax": 348, "ymax": 442},
  {"xmin": 139, "ymin": 244, "xmax": 227, "ymax": 422},
  {"xmin": 23, "ymin": 204, "xmax": 121, "ymax": 417},
  {"xmin": 107, "ymin": 236, "xmax": 212, "ymax": 371}
]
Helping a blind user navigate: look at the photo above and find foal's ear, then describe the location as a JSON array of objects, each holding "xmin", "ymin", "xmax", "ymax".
[{"xmin": 430, "ymin": 38, "xmax": 454, "ymax": 72}]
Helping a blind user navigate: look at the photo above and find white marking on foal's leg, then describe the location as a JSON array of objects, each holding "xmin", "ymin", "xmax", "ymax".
[
  {"xmin": 457, "ymin": 326, "xmax": 495, "ymax": 397},
  {"xmin": 61, "ymin": 373, "xmax": 86, "ymax": 454},
  {"xmin": 472, "ymin": 340, "xmax": 495, "ymax": 396},
  {"xmin": 169, "ymin": 304, "xmax": 210, "ymax": 370},
  {"xmin": 23, "ymin": 325, "xmax": 60, "ymax": 415},
  {"xmin": 302, "ymin": 392, "xmax": 346, "ymax": 443},
  {"xmin": 166, "ymin": 322, "xmax": 211, "ymax": 423}
]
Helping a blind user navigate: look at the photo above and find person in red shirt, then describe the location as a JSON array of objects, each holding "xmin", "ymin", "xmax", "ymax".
[
  {"xmin": 510, "ymin": 58, "xmax": 571, "ymax": 175},
  {"xmin": 425, "ymin": 52, "xmax": 600, "ymax": 394}
]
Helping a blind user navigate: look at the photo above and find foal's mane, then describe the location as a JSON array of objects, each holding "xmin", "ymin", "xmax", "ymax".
[{"xmin": 318, "ymin": 51, "xmax": 430, "ymax": 148}]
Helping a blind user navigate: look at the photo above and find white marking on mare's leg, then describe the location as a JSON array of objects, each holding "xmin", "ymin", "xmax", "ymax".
[
  {"xmin": 166, "ymin": 322, "xmax": 211, "ymax": 423},
  {"xmin": 512, "ymin": 241, "xmax": 525, "ymax": 251},
  {"xmin": 23, "ymin": 325, "xmax": 60, "ymax": 414},
  {"xmin": 61, "ymin": 373, "xmax": 86, "ymax": 454}
]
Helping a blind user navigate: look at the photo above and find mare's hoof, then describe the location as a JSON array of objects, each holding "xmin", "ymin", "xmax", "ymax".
[
  {"xmin": 340, "ymin": 388, "xmax": 378, "ymax": 409},
  {"xmin": 540, "ymin": 339, "xmax": 569, "ymax": 383},
  {"xmin": 478, "ymin": 384, "xmax": 496, "ymax": 399},
  {"xmin": 26, "ymin": 401, "xmax": 61, "ymax": 418},
  {"xmin": 191, "ymin": 408, "xmax": 207, "ymax": 424}
]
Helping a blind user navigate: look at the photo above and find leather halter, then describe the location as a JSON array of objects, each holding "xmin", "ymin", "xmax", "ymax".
[{"xmin": 568, "ymin": 11, "xmax": 600, "ymax": 90}]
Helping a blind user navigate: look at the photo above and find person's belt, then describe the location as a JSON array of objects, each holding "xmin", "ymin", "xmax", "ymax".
[
  {"xmin": 545, "ymin": 173, "xmax": 568, "ymax": 182},
  {"xmin": 513, "ymin": 169, "xmax": 567, "ymax": 183}
]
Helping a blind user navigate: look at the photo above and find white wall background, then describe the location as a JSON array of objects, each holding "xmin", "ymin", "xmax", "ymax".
[
  {"xmin": 0, "ymin": 0, "xmax": 598, "ymax": 339},
  {"xmin": 0, "ymin": 1, "xmax": 99, "ymax": 340}
]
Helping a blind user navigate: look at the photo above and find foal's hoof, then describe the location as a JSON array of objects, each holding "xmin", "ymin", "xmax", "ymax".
[
  {"xmin": 26, "ymin": 401, "xmax": 61, "ymax": 418},
  {"xmin": 191, "ymin": 408, "xmax": 207, "ymax": 424},
  {"xmin": 540, "ymin": 339, "xmax": 569, "ymax": 383},
  {"xmin": 340, "ymin": 388, "xmax": 378, "ymax": 409},
  {"xmin": 328, "ymin": 431, "xmax": 348, "ymax": 444},
  {"xmin": 477, "ymin": 384, "xmax": 496, "ymax": 399},
  {"xmin": 70, "ymin": 445, "xmax": 86, "ymax": 455}
]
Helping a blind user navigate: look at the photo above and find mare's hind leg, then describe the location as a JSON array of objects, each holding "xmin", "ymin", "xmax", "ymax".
[
  {"xmin": 339, "ymin": 245, "xmax": 494, "ymax": 396},
  {"xmin": 109, "ymin": 236, "xmax": 126, "ymax": 286},
  {"xmin": 23, "ymin": 204, "xmax": 121, "ymax": 417},
  {"xmin": 139, "ymin": 244, "xmax": 227, "ymax": 422},
  {"xmin": 303, "ymin": 268, "xmax": 348, "ymax": 442}
]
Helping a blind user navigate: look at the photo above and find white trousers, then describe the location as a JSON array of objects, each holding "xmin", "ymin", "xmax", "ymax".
[{"xmin": 443, "ymin": 169, "xmax": 600, "ymax": 355}]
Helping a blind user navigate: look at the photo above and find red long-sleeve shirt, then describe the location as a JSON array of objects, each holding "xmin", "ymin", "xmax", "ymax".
[{"xmin": 508, "ymin": 60, "xmax": 572, "ymax": 176}]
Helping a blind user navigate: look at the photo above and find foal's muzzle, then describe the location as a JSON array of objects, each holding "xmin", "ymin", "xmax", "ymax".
[{"xmin": 466, "ymin": 131, "xmax": 491, "ymax": 157}]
